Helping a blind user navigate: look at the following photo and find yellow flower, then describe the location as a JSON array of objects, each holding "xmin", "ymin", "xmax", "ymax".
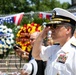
[
  {"xmin": 16, "ymin": 23, "xmax": 42, "ymax": 52},
  {"xmin": 22, "ymin": 46, "xmax": 26, "ymax": 51}
]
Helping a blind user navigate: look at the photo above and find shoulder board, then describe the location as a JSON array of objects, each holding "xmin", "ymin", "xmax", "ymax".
[
  {"xmin": 54, "ymin": 43, "xmax": 60, "ymax": 45},
  {"xmin": 71, "ymin": 41, "xmax": 76, "ymax": 47}
]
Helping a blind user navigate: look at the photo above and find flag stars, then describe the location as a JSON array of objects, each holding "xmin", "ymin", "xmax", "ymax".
[
  {"xmin": 0, "ymin": 12, "xmax": 24, "ymax": 25},
  {"xmin": 4, "ymin": 17, "xmax": 14, "ymax": 23}
]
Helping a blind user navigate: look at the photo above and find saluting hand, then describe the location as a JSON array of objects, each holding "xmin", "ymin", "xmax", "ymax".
[{"xmin": 40, "ymin": 26, "xmax": 50, "ymax": 39}]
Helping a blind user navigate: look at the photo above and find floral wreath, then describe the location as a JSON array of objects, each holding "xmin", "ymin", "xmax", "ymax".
[
  {"xmin": 0, "ymin": 25, "xmax": 14, "ymax": 58},
  {"xmin": 16, "ymin": 22, "xmax": 42, "ymax": 52}
]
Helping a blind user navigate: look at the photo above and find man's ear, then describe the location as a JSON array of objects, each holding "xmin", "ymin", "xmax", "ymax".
[{"xmin": 66, "ymin": 26, "xmax": 71, "ymax": 35}]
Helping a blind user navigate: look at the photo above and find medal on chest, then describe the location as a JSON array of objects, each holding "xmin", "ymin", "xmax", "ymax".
[{"xmin": 57, "ymin": 52, "xmax": 68, "ymax": 64}]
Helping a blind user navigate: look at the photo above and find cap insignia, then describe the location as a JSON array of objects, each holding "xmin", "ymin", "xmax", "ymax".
[{"xmin": 52, "ymin": 10, "xmax": 56, "ymax": 19}]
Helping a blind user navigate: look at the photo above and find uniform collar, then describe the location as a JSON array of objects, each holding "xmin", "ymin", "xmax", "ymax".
[{"xmin": 60, "ymin": 36, "xmax": 76, "ymax": 53}]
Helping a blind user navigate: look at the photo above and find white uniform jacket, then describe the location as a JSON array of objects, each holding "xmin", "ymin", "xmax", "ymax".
[{"xmin": 40, "ymin": 36, "xmax": 76, "ymax": 75}]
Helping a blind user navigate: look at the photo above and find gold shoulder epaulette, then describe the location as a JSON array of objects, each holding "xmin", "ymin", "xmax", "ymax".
[{"xmin": 71, "ymin": 41, "xmax": 76, "ymax": 47}]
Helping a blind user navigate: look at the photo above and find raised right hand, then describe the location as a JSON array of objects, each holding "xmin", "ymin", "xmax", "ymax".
[{"xmin": 40, "ymin": 26, "xmax": 51, "ymax": 39}]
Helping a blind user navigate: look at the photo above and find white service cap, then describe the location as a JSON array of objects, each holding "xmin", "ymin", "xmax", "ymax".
[{"xmin": 46, "ymin": 8, "xmax": 76, "ymax": 26}]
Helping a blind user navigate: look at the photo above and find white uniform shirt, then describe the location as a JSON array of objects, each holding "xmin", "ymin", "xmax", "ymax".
[{"xmin": 40, "ymin": 36, "xmax": 76, "ymax": 75}]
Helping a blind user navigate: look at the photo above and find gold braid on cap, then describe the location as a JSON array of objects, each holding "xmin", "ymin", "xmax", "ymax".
[
  {"xmin": 48, "ymin": 21, "xmax": 62, "ymax": 24},
  {"xmin": 52, "ymin": 18, "xmax": 70, "ymax": 22}
]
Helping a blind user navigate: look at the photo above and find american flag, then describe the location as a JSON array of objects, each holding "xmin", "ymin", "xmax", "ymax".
[
  {"xmin": 39, "ymin": 12, "xmax": 52, "ymax": 20},
  {"xmin": 39, "ymin": 12, "xmax": 76, "ymax": 20},
  {"xmin": 0, "ymin": 12, "xmax": 24, "ymax": 25}
]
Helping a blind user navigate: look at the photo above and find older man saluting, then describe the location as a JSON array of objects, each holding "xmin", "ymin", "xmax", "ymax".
[{"xmin": 32, "ymin": 8, "xmax": 76, "ymax": 75}]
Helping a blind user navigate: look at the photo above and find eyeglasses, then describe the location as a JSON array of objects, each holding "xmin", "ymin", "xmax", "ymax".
[{"xmin": 46, "ymin": 24, "xmax": 62, "ymax": 29}]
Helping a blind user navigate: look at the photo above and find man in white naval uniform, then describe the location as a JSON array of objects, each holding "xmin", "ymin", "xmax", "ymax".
[{"xmin": 32, "ymin": 8, "xmax": 76, "ymax": 75}]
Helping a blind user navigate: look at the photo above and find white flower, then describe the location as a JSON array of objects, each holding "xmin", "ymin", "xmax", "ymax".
[
  {"xmin": 0, "ymin": 44, "xmax": 3, "ymax": 48},
  {"xmin": 11, "ymin": 34, "xmax": 14, "ymax": 38},
  {"xmin": 2, "ymin": 26, "xmax": 7, "ymax": 29},
  {"xmin": 7, "ymin": 28, "xmax": 12, "ymax": 33},
  {"xmin": 17, "ymin": 26, "xmax": 21, "ymax": 29},
  {"xmin": 0, "ymin": 25, "xmax": 14, "ymax": 54}
]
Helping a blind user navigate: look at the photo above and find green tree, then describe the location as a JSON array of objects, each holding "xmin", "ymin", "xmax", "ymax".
[
  {"xmin": 50, "ymin": 0, "xmax": 62, "ymax": 10},
  {"xmin": 30, "ymin": 0, "xmax": 70, "ymax": 11},
  {"xmin": 0, "ymin": 0, "xmax": 32, "ymax": 14},
  {"xmin": 62, "ymin": 2, "xmax": 71, "ymax": 9},
  {"xmin": 38, "ymin": 0, "xmax": 51, "ymax": 11},
  {"xmin": 0, "ymin": 0, "xmax": 71, "ymax": 14},
  {"xmin": 29, "ymin": 0, "xmax": 41, "ymax": 11}
]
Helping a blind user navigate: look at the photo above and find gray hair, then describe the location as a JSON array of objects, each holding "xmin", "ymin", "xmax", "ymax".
[{"xmin": 63, "ymin": 23, "xmax": 75, "ymax": 36}]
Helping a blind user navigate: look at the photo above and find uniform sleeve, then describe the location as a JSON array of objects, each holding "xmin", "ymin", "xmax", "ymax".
[
  {"xmin": 22, "ymin": 59, "xmax": 38, "ymax": 75},
  {"xmin": 22, "ymin": 63, "xmax": 32, "ymax": 74},
  {"xmin": 40, "ymin": 46, "xmax": 53, "ymax": 61},
  {"xmin": 40, "ymin": 45, "xmax": 60, "ymax": 61}
]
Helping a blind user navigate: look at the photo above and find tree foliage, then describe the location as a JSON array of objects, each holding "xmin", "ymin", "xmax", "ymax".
[
  {"xmin": 0, "ymin": 0, "xmax": 71, "ymax": 14},
  {"xmin": 30, "ymin": 0, "xmax": 71, "ymax": 11},
  {"xmin": 0, "ymin": 0, "xmax": 32, "ymax": 14},
  {"xmin": 62, "ymin": 2, "xmax": 71, "ymax": 9}
]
